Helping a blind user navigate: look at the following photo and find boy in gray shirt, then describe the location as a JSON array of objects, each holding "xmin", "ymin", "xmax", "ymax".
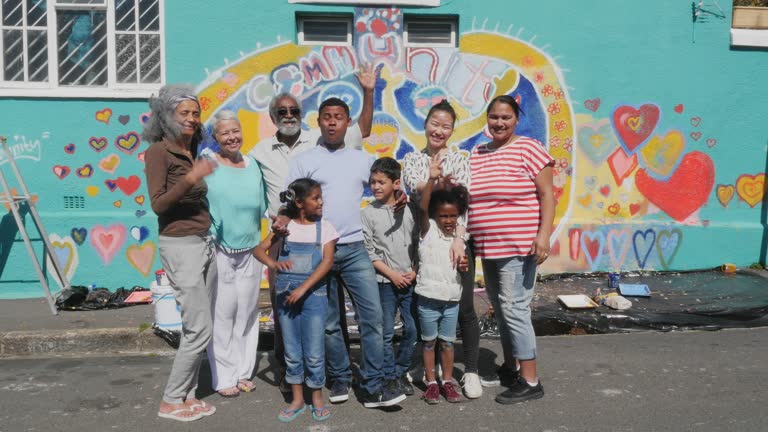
[{"xmin": 361, "ymin": 157, "xmax": 419, "ymax": 396}]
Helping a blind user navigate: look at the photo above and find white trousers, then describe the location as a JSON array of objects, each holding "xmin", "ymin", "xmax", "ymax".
[{"xmin": 207, "ymin": 246, "xmax": 263, "ymax": 391}]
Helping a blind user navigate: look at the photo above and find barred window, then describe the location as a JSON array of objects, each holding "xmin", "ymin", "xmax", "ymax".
[{"xmin": 0, "ymin": 0, "xmax": 164, "ymax": 97}]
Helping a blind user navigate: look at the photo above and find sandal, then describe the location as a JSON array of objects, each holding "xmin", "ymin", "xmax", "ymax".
[
  {"xmin": 157, "ymin": 407, "xmax": 203, "ymax": 422},
  {"xmin": 217, "ymin": 387, "xmax": 240, "ymax": 398},
  {"xmin": 278, "ymin": 404, "xmax": 306, "ymax": 423},
  {"xmin": 237, "ymin": 380, "xmax": 255, "ymax": 393},
  {"xmin": 310, "ymin": 404, "xmax": 331, "ymax": 421},
  {"xmin": 187, "ymin": 400, "xmax": 216, "ymax": 417}
]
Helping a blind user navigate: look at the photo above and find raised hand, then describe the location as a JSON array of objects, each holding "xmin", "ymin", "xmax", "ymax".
[{"xmin": 355, "ymin": 63, "xmax": 377, "ymax": 92}]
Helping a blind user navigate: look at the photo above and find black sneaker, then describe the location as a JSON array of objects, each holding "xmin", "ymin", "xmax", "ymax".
[
  {"xmin": 480, "ymin": 365, "xmax": 518, "ymax": 387},
  {"xmin": 494, "ymin": 376, "xmax": 544, "ymax": 404},
  {"xmin": 328, "ymin": 380, "xmax": 350, "ymax": 403},
  {"xmin": 360, "ymin": 387, "xmax": 406, "ymax": 408},
  {"xmin": 398, "ymin": 374, "xmax": 414, "ymax": 396}
]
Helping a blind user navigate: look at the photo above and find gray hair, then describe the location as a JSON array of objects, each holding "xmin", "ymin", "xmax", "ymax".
[
  {"xmin": 210, "ymin": 110, "xmax": 241, "ymax": 140},
  {"xmin": 141, "ymin": 83, "xmax": 203, "ymax": 148},
  {"xmin": 268, "ymin": 92, "xmax": 301, "ymax": 124}
]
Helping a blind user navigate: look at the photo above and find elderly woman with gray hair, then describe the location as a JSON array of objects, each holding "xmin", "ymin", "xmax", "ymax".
[
  {"xmin": 203, "ymin": 110, "xmax": 267, "ymax": 398},
  {"xmin": 143, "ymin": 83, "xmax": 218, "ymax": 422}
]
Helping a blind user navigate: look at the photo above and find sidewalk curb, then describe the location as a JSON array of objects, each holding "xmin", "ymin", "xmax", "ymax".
[{"xmin": 0, "ymin": 328, "xmax": 175, "ymax": 358}]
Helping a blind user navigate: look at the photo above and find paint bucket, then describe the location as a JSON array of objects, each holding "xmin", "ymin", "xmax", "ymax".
[
  {"xmin": 607, "ymin": 273, "xmax": 621, "ymax": 289},
  {"xmin": 151, "ymin": 281, "xmax": 182, "ymax": 331}
]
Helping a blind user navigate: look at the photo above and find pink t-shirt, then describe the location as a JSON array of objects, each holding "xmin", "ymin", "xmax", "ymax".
[
  {"xmin": 286, "ymin": 220, "xmax": 339, "ymax": 246},
  {"xmin": 468, "ymin": 137, "xmax": 553, "ymax": 259}
]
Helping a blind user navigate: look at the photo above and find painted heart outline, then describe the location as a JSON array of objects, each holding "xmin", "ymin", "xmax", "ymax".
[{"xmin": 611, "ymin": 103, "xmax": 661, "ymax": 155}]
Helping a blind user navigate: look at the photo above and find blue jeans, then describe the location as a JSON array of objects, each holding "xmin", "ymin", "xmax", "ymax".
[
  {"xmin": 276, "ymin": 273, "xmax": 328, "ymax": 389},
  {"xmin": 325, "ymin": 242, "xmax": 384, "ymax": 394},
  {"xmin": 417, "ymin": 297, "xmax": 460, "ymax": 342},
  {"xmin": 379, "ymin": 282, "xmax": 417, "ymax": 381},
  {"xmin": 481, "ymin": 255, "xmax": 538, "ymax": 360}
]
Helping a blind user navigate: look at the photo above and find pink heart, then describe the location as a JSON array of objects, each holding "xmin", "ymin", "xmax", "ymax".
[
  {"xmin": 690, "ymin": 131, "xmax": 702, "ymax": 141},
  {"xmin": 89, "ymin": 224, "xmax": 127, "ymax": 265},
  {"xmin": 584, "ymin": 97, "xmax": 601, "ymax": 112},
  {"xmin": 706, "ymin": 138, "xmax": 717, "ymax": 148},
  {"xmin": 607, "ymin": 147, "xmax": 638, "ymax": 186},
  {"xmin": 126, "ymin": 242, "xmax": 156, "ymax": 277},
  {"xmin": 690, "ymin": 117, "xmax": 701, "ymax": 127},
  {"xmin": 53, "ymin": 165, "xmax": 71, "ymax": 179}
]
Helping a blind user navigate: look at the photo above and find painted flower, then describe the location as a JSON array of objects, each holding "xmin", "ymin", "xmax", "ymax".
[
  {"xmin": 554, "ymin": 120, "xmax": 567, "ymax": 132},
  {"xmin": 562, "ymin": 137, "xmax": 573, "ymax": 152},
  {"xmin": 547, "ymin": 103, "xmax": 561, "ymax": 115},
  {"xmin": 199, "ymin": 97, "xmax": 212, "ymax": 111},
  {"xmin": 216, "ymin": 88, "xmax": 229, "ymax": 102},
  {"xmin": 554, "ymin": 88, "xmax": 564, "ymax": 100},
  {"xmin": 534, "ymin": 71, "xmax": 545, "ymax": 83},
  {"xmin": 542, "ymin": 84, "xmax": 554, "ymax": 97},
  {"xmin": 549, "ymin": 136, "xmax": 561, "ymax": 148}
]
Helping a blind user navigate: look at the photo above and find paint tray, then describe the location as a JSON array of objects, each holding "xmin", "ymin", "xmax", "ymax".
[
  {"xmin": 618, "ymin": 283, "xmax": 651, "ymax": 297},
  {"xmin": 557, "ymin": 294, "xmax": 599, "ymax": 309},
  {"xmin": 124, "ymin": 290, "xmax": 152, "ymax": 304}
]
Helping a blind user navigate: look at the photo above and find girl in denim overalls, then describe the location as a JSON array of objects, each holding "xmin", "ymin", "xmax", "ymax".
[{"xmin": 254, "ymin": 178, "xmax": 339, "ymax": 422}]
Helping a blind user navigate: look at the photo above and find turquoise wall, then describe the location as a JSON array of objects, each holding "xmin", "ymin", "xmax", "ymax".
[{"xmin": 0, "ymin": 1, "xmax": 766, "ymax": 298}]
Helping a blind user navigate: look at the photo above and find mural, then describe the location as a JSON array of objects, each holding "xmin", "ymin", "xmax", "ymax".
[{"xmin": 1, "ymin": 5, "xmax": 765, "ymax": 298}]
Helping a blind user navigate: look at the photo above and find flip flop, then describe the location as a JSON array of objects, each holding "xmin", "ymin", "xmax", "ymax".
[
  {"xmin": 310, "ymin": 404, "xmax": 331, "ymax": 421},
  {"xmin": 157, "ymin": 407, "xmax": 203, "ymax": 422},
  {"xmin": 237, "ymin": 380, "xmax": 255, "ymax": 393},
  {"xmin": 188, "ymin": 400, "xmax": 216, "ymax": 417},
  {"xmin": 278, "ymin": 404, "xmax": 306, "ymax": 423},
  {"xmin": 217, "ymin": 388, "xmax": 240, "ymax": 398}
]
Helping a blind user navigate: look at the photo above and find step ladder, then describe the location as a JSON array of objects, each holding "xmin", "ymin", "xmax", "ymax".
[{"xmin": 0, "ymin": 135, "xmax": 67, "ymax": 315}]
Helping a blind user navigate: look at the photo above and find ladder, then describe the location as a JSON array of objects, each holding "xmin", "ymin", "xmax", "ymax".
[{"xmin": 0, "ymin": 135, "xmax": 67, "ymax": 315}]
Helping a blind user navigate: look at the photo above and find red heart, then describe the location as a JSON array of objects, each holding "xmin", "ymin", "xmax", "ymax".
[
  {"xmin": 690, "ymin": 131, "xmax": 702, "ymax": 141},
  {"xmin": 53, "ymin": 165, "xmax": 71, "ymax": 179},
  {"xmin": 599, "ymin": 185, "xmax": 611, "ymax": 197},
  {"xmin": 629, "ymin": 203, "xmax": 642, "ymax": 215},
  {"xmin": 584, "ymin": 97, "xmax": 601, "ymax": 112},
  {"xmin": 611, "ymin": 104, "xmax": 660, "ymax": 154},
  {"xmin": 635, "ymin": 151, "xmax": 714, "ymax": 221},
  {"xmin": 116, "ymin": 175, "xmax": 141, "ymax": 196},
  {"xmin": 674, "ymin": 104, "xmax": 684, "ymax": 114},
  {"xmin": 568, "ymin": 229, "xmax": 581, "ymax": 261}
]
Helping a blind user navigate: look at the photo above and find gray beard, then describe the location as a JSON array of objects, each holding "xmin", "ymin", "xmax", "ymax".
[{"xmin": 277, "ymin": 123, "xmax": 301, "ymax": 137}]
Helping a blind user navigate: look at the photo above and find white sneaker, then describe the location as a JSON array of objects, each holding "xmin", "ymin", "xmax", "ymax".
[{"xmin": 461, "ymin": 372, "xmax": 483, "ymax": 399}]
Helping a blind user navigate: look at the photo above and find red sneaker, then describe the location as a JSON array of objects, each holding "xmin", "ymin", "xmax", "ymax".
[
  {"xmin": 422, "ymin": 383, "xmax": 440, "ymax": 404},
  {"xmin": 441, "ymin": 381, "xmax": 462, "ymax": 403}
]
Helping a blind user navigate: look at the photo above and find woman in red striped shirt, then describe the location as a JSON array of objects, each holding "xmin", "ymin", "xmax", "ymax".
[{"xmin": 468, "ymin": 95, "xmax": 555, "ymax": 405}]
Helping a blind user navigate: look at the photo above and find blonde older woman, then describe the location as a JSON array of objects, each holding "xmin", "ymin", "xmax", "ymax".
[{"xmin": 204, "ymin": 111, "xmax": 268, "ymax": 398}]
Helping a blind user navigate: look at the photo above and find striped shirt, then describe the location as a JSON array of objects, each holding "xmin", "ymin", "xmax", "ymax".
[{"xmin": 468, "ymin": 137, "xmax": 553, "ymax": 259}]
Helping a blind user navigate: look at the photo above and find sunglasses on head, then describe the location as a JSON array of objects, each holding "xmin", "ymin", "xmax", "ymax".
[{"xmin": 276, "ymin": 107, "xmax": 301, "ymax": 117}]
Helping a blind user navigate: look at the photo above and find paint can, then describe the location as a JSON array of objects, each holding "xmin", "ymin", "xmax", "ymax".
[
  {"xmin": 151, "ymin": 281, "xmax": 182, "ymax": 331},
  {"xmin": 721, "ymin": 263, "xmax": 736, "ymax": 273},
  {"xmin": 607, "ymin": 272, "xmax": 621, "ymax": 289},
  {"xmin": 155, "ymin": 269, "xmax": 169, "ymax": 286}
]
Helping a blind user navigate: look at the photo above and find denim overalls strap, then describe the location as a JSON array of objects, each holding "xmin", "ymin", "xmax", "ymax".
[{"xmin": 275, "ymin": 221, "xmax": 324, "ymax": 294}]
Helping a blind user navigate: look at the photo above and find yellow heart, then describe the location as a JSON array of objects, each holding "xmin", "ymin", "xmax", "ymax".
[
  {"xmin": 578, "ymin": 193, "xmax": 592, "ymax": 207},
  {"xmin": 639, "ymin": 131, "xmax": 685, "ymax": 178},
  {"xmin": 589, "ymin": 134, "xmax": 603, "ymax": 148},
  {"xmin": 627, "ymin": 116, "xmax": 641, "ymax": 132},
  {"xmin": 99, "ymin": 154, "xmax": 120, "ymax": 173},
  {"xmin": 736, "ymin": 174, "xmax": 766, "ymax": 208},
  {"xmin": 50, "ymin": 240, "xmax": 74, "ymax": 275},
  {"xmin": 86, "ymin": 186, "xmax": 99, "ymax": 197},
  {"xmin": 113, "ymin": 200, "xmax": 122, "ymax": 208},
  {"xmin": 134, "ymin": 195, "xmax": 145, "ymax": 205},
  {"xmin": 716, "ymin": 185, "xmax": 734, "ymax": 207},
  {"xmin": 95, "ymin": 108, "xmax": 112, "ymax": 124}
]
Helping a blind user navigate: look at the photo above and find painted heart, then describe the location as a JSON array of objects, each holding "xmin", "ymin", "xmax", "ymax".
[
  {"xmin": 70, "ymin": 227, "xmax": 87, "ymax": 246},
  {"xmin": 611, "ymin": 104, "xmax": 660, "ymax": 154},
  {"xmin": 104, "ymin": 179, "xmax": 118, "ymax": 192},
  {"xmin": 690, "ymin": 131, "xmax": 702, "ymax": 141},
  {"xmin": 690, "ymin": 117, "xmax": 701, "ymax": 127},
  {"xmin": 137, "ymin": 151, "xmax": 146, "ymax": 163},
  {"xmin": 584, "ymin": 97, "xmax": 601, "ymax": 112},
  {"xmin": 89, "ymin": 136, "xmax": 108, "ymax": 152},
  {"xmin": 635, "ymin": 151, "xmax": 715, "ymax": 222},
  {"xmin": 706, "ymin": 138, "xmax": 717, "ymax": 148},
  {"xmin": 656, "ymin": 228, "xmax": 682, "ymax": 270},
  {"xmin": 596, "ymin": 202, "xmax": 604, "ymax": 209},
  {"xmin": 114, "ymin": 131, "xmax": 140, "ymax": 154},
  {"xmin": 638, "ymin": 130, "xmax": 685, "ymax": 180},
  {"xmin": 599, "ymin": 185, "xmax": 611, "ymax": 197},
  {"xmin": 134, "ymin": 195, "xmax": 145, "ymax": 205},
  {"xmin": 632, "ymin": 229, "xmax": 656, "ymax": 269},
  {"xmin": 47, "ymin": 234, "xmax": 79, "ymax": 288},
  {"xmin": 53, "ymin": 165, "xmax": 71, "ymax": 179},
  {"xmin": 607, "ymin": 228, "xmax": 630, "ymax": 271},
  {"xmin": 135, "ymin": 210, "xmax": 146, "ymax": 218},
  {"xmin": 139, "ymin": 112, "xmax": 151, "ymax": 125},
  {"xmin": 607, "ymin": 147, "xmax": 638, "ymax": 186},
  {"xmin": 619, "ymin": 193, "xmax": 628, "ymax": 203},
  {"xmin": 577, "ymin": 193, "xmax": 593, "ymax": 208},
  {"xmin": 129, "ymin": 226, "xmax": 150, "ymax": 243},
  {"xmin": 568, "ymin": 228, "xmax": 581, "ymax": 261},
  {"xmin": 629, "ymin": 202, "xmax": 642, "ymax": 216},
  {"xmin": 116, "ymin": 175, "xmax": 141, "ymax": 196},
  {"xmin": 98, "ymin": 154, "xmax": 120, "ymax": 174},
  {"xmin": 75, "ymin": 164, "xmax": 93, "ymax": 178},
  {"xmin": 86, "ymin": 185, "xmax": 99, "ymax": 197},
  {"xmin": 716, "ymin": 184, "xmax": 735, "ymax": 207},
  {"xmin": 585, "ymin": 176, "xmax": 598, "ymax": 190},
  {"xmin": 674, "ymin": 104, "xmax": 684, "ymax": 114},
  {"xmin": 118, "ymin": 115, "xmax": 130, "ymax": 125},
  {"xmin": 578, "ymin": 120, "xmax": 618, "ymax": 165},
  {"xmin": 95, "ymin": 108, "xmax": 112, "ymax": 124},
  {"xmin": 580, "ymin": 230, "xmax": 606, "ymax": 271},
  {"xmin": 64, "ymin": 143, "xmax": 75, "ymax": 154},
  {"xmin": 607, "ymin": 203, "xmax": 620, "ymax": 215},
  {"xmin": 126, "ymin": 241, "xmax": 156, "ymax": 277},
  {"xmin": 90, "ymin": 224, "xmax": 126, "ymax": 265},
  {"xmin": 114, "ymin": 200, "xmax": 122, "ymax": 208},
  {"xmin": 735, "ymin": 173, "xmax": 765, "ymax": 208}
]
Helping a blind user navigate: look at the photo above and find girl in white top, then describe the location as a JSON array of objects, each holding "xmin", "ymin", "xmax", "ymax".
[{"xmin": 415, "ymin": 156, "xmax": 469, "ymax": 404}]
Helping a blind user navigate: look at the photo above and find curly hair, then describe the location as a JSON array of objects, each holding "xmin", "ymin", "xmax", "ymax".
[
  {"xmin": 141, "ymin": 83, "xmax": 204, "ymax": 154},
  {"xmin": 280, "ymin": 178, "xmax": 321, "ymax": 219}
]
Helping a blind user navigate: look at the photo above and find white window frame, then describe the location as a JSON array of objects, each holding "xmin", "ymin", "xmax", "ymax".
[
  {"xmin": 403, "ymin": 15, "xmax": 457, "ymax": 48},
  {"xmin": 297, "ymin": 14, "xmax": 352, "ymax": 47},
  {"xmin": 0, "ymin": 0, "xmax": 165, "ymax": 98},
  {"xmin": 289, "ymin": 0, "xmax": 440, "ymax": 5}
]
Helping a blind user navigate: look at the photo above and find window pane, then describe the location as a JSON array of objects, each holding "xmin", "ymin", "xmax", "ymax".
[
  {"xmin": 2, "ymin": 29, "xmax": 24, "ymax": 81},
  {"xmin": 54, "ymin": 0, "xmax": 107, "ymax": 5},
  {"xmin": 27, "ymin": 28, "xmax": 47, "ymax": 81},
  {"xmin": 57, "ymin": 10, "xmax": 107, "ymax": 86},
  {"xmin": 2, "ymin": 0, "xmax": 23, "ymax": 26},
  {"xmin": 138, "ymin": 0, "xmax": 159, "ymax": 31},
  {"xmin": 26, "ymin": 0, "xmax": 46, "ymax": 27},
  {"xmin": 138, "ymin": 33, "xmax": 160, "ymax": 83},
  {"xmin": 407, "ymin": 21, "xmax": 453, "ymax": 45},
  {"xmin": 115, "ymin": 0, "xmax": 136, "ymax": 32},
  {"xmin": 116, "ymin": 33, "xmax": 136, "ymax": 83},
  {"xmin": 302, "ymin": 20, "xmax": 348, "ymax": 43}
]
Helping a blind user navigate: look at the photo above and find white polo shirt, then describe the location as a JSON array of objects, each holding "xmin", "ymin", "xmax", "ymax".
[{"xmin": 249, "ymin": 124, "xmax": 363, "ymax": 219}]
